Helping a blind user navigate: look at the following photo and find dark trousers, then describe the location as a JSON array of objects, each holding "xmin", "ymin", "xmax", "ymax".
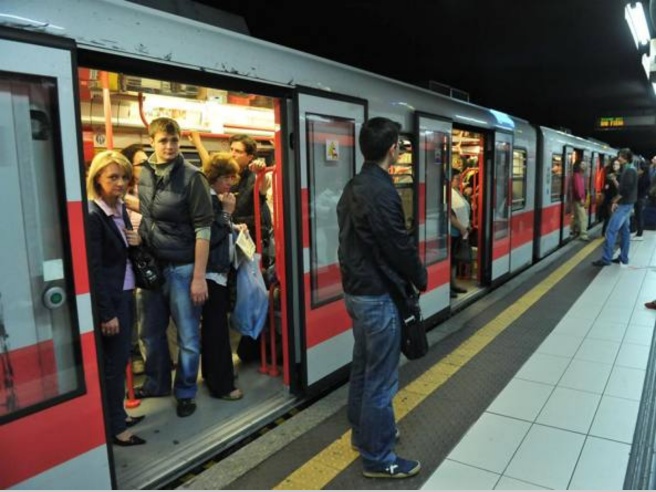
[
  {"xmin": 201, "ymin": 280, "xmax": 236, "ymax": 396},
  {"xmin": 101, "ymin": 290, "xmax": 134, "ymax": 436},
  {"xmin": 632, "ymin": 198, "xmax": 645, "ymax": 236}
]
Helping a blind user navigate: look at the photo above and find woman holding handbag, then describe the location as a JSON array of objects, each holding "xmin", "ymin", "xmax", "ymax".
[
  {"xmin": 200, "ymin": 153, "xmax": 246, "ymax": 400},
  {"xmin": 87, "ymin": 150, "xmax": 146, "ymax": 446}
]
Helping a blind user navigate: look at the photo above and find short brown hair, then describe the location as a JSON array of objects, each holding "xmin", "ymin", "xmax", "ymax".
[
  {"xmin": 202, "ymin": 152, "xmax": 240, "ymax": 184},
  {"xmin": 149, "ymin": 117, "xmax": 181, "ymax": 138}
]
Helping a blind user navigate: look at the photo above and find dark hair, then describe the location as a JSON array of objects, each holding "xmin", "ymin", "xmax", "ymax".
[
  {"xmin": 618, "ymin": 148, "xmax": 633, "ymax": 162},
  {"xmin": 229, "ymin": 134, "xmax": 257, "ymax": 156},
  {"xmin": 121, "ymin": 143, "xmax": 145, "ymax": 165},
  {"xmin": 573, "ymin": 161, "xmax": 581, "ymax": 173},
  {"xmin": 359, "ymin": 117, "xmax": 401, "ymax": 162}
]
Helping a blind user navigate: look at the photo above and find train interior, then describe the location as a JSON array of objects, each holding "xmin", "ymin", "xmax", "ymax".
[
  {"xmin": 452, "ymin": 128, "xmax": 485, "ymax": 299},
  {"xmin": 77, "ymin": 68, "xmax": 297, "ymax": 489}
]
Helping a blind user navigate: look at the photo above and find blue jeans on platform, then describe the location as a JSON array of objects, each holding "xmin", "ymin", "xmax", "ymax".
[
  {"xmin": 345, "ymin": 293, "xmax": 401, "ymax": 469},
  {"xmin": 141, "ymin": 263, "xmax": 201, "ymax": 400},
  {"xmin": 602, "ymin": 203, "xmax": 633, "ymax": 264}
]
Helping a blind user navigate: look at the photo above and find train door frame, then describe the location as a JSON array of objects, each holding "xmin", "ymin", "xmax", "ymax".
[
  {"xmin": 560, "ymin": 145, "xmax": 575, "ymax": 243},
  {"xmin": 486, "ymin": 131, "xmax": 513, "ymax": 284},
  {"xmin": 0, "ymin": 27, "xmax": 112, "ymax": 489},
  {"xmin": 292, "ymin": 86, "xmax": 367, "ymax": 393},
  {"xmin": 73, "ymin": 50, "xmax": 316, "ymax": 487},
  {"xmin": 413, "ymin": 112, "xmax": 452, "ymax": 320},
  {"xmin": 589, "ymin": 151, "xmax": 600, "ymax": 225}
]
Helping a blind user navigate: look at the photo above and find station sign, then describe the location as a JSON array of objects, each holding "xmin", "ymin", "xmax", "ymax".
[{"xmin": 596, "ymin": 115, "xmax": 656, "ymax": 129}]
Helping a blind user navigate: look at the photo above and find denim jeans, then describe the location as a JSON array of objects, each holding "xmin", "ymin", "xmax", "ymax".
[
  {"xmin": 140, "ymin": 263, "xmax": 202, "ymax": 399},
  {"xmin": 602, "ymin": 203, "xmax": 633, "ymax": 264},
  {"xmin": 345, "ymin": 293, "xmax": 400, "ymax": 469}
]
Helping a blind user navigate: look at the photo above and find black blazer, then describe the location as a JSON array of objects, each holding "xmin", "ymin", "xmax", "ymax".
[{"xmin": 88, "ymin": 201, "xmax": 131, "ymax": 323}]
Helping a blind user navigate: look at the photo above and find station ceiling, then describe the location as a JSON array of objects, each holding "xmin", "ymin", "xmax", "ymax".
[{"xmin": 192, "ymin": 0, "xmax": 656, "ymax": 158}]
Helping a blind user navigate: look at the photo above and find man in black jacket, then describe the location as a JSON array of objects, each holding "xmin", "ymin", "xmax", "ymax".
[{"xmin": 337, "ymin": 117, "xmax": 427, "ymax": 479}]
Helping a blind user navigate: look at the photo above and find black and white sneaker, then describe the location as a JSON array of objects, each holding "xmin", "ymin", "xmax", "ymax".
[{"xmin": 363, "ymin": 457, "xmax": 420, "ymax": 479}]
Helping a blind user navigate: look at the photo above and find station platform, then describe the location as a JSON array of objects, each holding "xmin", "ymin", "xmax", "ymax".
[{"xmin": 178, "ymin": 228, "xmax": 656, "ymax": 490}]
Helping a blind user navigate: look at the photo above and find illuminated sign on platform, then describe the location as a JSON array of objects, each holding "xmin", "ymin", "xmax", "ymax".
[{"xmin": 596, "ymin": 115, "xmax": 656, "ymax": 129}]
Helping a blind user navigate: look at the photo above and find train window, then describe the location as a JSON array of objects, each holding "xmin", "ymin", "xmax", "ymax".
[
  {"xmin": 422, "ymin": 130, "xmax": 449, "ymax": 265},
  {"xmin": 550, "ymin": 154, "xmax": 563, "ymax": 202},
  {"xmin": 307, "ymin": 114, "xmax": 355, "ymax": 307},
  {"xmin": 0, "ymin": 73, "xmax": 84, "ymax": 423},
  {"xmin": 512, "ymin": 148, "xmax": 528, "ymax": 211},
  {"xmin": 390, "ymin": 135, "xmax": 414, "ymax": 231}
]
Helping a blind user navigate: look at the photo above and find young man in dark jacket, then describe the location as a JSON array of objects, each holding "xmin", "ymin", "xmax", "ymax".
[
  {"xmin": 593, "ymin": 148, "xmax": 638, "ymax": 267},
  {"xmin": 337, "ymin": 117, "xmax": 427, "ymax": 479}
]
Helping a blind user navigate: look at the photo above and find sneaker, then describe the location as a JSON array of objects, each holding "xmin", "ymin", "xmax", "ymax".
[
  {"xmin": 579, "ymin": 235, "xmax": 590, "ymax": 242},
  {"xmin": 611, "ymin": 258, "xmax": 621, "ymax": 264},
  {"xmin": 176, "ymin": 398, "xmax": 196, "ymax": 418},
  {"xmin": 363, "ymin": 457, "xmax": 421, "ymax": 479},
  {"xmin": 592, "ymin": 260, "xmax": 610, "ymax": 267},
  {"xmin": 632, "ymin": 235, "xmax": 644, "ymax": 241},
  {"xmin": 645, "ymin": 301, "xmax": 656, "ymax": 310}
]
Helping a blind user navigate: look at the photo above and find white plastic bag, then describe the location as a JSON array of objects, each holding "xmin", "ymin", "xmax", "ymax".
[{"xmin": 231, "ymin": 253, "xmax": 269, "ymax": 339}]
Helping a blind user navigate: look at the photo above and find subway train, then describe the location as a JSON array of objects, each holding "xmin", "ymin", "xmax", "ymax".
[{"xmin": 0, "ymin": 1, "xmax": 618, "ymax": 489}]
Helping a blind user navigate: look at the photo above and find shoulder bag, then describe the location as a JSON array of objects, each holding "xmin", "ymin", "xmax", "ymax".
[
  {"xmin": 398, "ymin": 289, "xmax": 428, "ymax": 360},
  {"xmin": 123, "ymin": 205, "xmax": 164, "ymax": 290}
]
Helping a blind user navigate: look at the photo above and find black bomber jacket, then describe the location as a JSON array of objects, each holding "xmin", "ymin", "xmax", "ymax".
[{"xmin": 337, "ymin": 162, "xmax": 427, "ymax": 302}]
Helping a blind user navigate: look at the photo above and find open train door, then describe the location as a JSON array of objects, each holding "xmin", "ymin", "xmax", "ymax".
[
  {"xmin": 485, "ymin": 131, "xmax": 512, "ymax": 283},
  {"xmin": 414, "ymin": 114, "xmax": 452, "ymax": 317},
  {"xmin": 0, "ymin": 28, "xmax": 111, "ymax": 488},
  {"xmin": 292, "ymin": 88, "xmax": 366, "ymax": 391},
  {"xmin": 561, "ymin": 145, "xmax": 575, "ymax": 242}
]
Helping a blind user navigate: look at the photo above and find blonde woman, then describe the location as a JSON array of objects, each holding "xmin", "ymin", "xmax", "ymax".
[{"xmin": 87, "ymin": 150, "xmax": 146, "ymax": 446}]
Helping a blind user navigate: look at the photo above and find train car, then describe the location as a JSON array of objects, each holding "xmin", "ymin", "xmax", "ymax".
[
  {"xmin": 535, "ymin": 127, "xmax": 616, "ymax": 259},
  {"xmin": 0, "ymin": 1, "xmax": 617, "ymax": 489}
]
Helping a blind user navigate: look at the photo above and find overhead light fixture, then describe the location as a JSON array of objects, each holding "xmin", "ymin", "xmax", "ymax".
[{"xmin": 625, "ymin": 2, "xmax": 651, "ymax": 49}]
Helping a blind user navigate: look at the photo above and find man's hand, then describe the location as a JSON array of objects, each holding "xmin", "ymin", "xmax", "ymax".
[{"xmin": 190, "ymin": 277, "xmax": 208, "ymax": 306}]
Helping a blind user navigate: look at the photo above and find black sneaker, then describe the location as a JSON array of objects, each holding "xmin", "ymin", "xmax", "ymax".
[
  {"xmin": 611, "ymin": 257, "xmax": 621, "ymax": 264},
  {"xmin": 363, "ymin": 457, "xmax": 420, "ymax": 478},
  {"xmin": 176, "ymin": 398, "xmax": 196, "ymax": 418}
]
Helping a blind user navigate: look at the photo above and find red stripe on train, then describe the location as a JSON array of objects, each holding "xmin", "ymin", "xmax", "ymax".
[
  {"xmin": 540, "ymin": 203, "xmax": 562, "ymax": 235},
  {"xmin": 0, "ymin": 341, "xmax": 58, "ymax": 417},
  {"xmin": 68, "ymin": 201, "xmax": 90, "ymax": 295},
  {"xmin": 0, "ymin": 332, "xmax": 106, "ymax": 489},
  {"xmin": 510, "ymin": 209, "xmax": 535, "ymax": 247}
]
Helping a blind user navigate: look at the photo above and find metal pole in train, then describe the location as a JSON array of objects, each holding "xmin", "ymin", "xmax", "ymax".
[{"xmin": 99, "ymin": 71, "xmax": 114, "ymax": 150}]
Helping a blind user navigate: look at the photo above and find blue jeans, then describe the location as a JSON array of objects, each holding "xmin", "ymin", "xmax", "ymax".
[
  {"xmin": 345, "ymin": 293, "xmax": 401, "ymax": 469},
  {"xmin": 140, "ymin": 263, "xmax": 202, "ymax": 399},
  {"xmin": 602, "ymin": 204, "xmax": 633, "ymax": 264}
]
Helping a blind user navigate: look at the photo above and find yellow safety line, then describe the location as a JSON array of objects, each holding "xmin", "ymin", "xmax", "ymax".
[{"xmin": 274, "ymin": 239, "xmax": 601, "ymax": 490}]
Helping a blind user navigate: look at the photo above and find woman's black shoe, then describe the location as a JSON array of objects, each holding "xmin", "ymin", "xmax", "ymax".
[
  {"xmin": 125, "ymin": 415, "xmax": 145, "ymax": 428},
  {"xmin": 113, "ymin": 434, "xmax": 146, "ymax": 446}
]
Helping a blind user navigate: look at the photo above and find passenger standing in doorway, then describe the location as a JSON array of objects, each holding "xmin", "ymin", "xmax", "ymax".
[
  {"xmin": 592, "ymin": 148, "xmax": 638, "ymax": 267},
  {"xmin": 571, "ymin": 160, "xmax": 590, "ymax": 241},
  {"xmin": 135, "ymin": 117, "xmax": 214, "ymax": 418},
  {"xmin": 337, "ymin": 117, "xmax": 427, "ymax": 479},
  {"xmin": 600, "ymin": 159, "xmax": 620, "ymax": 236},
  {"xmin": 200, "ymin": 152, "xmax": 245, "ymax": 401},
  {"xmin": 450, "ymin": 168, "xmax": 470, "ymax": 297},
  {"xmin": 86, "ymin": 150, "xmax": 146, "ymax": 446}
]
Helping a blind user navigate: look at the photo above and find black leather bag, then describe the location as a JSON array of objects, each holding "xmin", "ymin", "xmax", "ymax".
[
  {"xmin": 398, "ymin": 292, "xmax": 428, "ymax": 360},
  {"xmin": 129, "ymin": 246, "xmax": 164, "ymax": 290},
  {"xmin": 453, "ymin": 236, "xmax": 473, "ymax": 263}
]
